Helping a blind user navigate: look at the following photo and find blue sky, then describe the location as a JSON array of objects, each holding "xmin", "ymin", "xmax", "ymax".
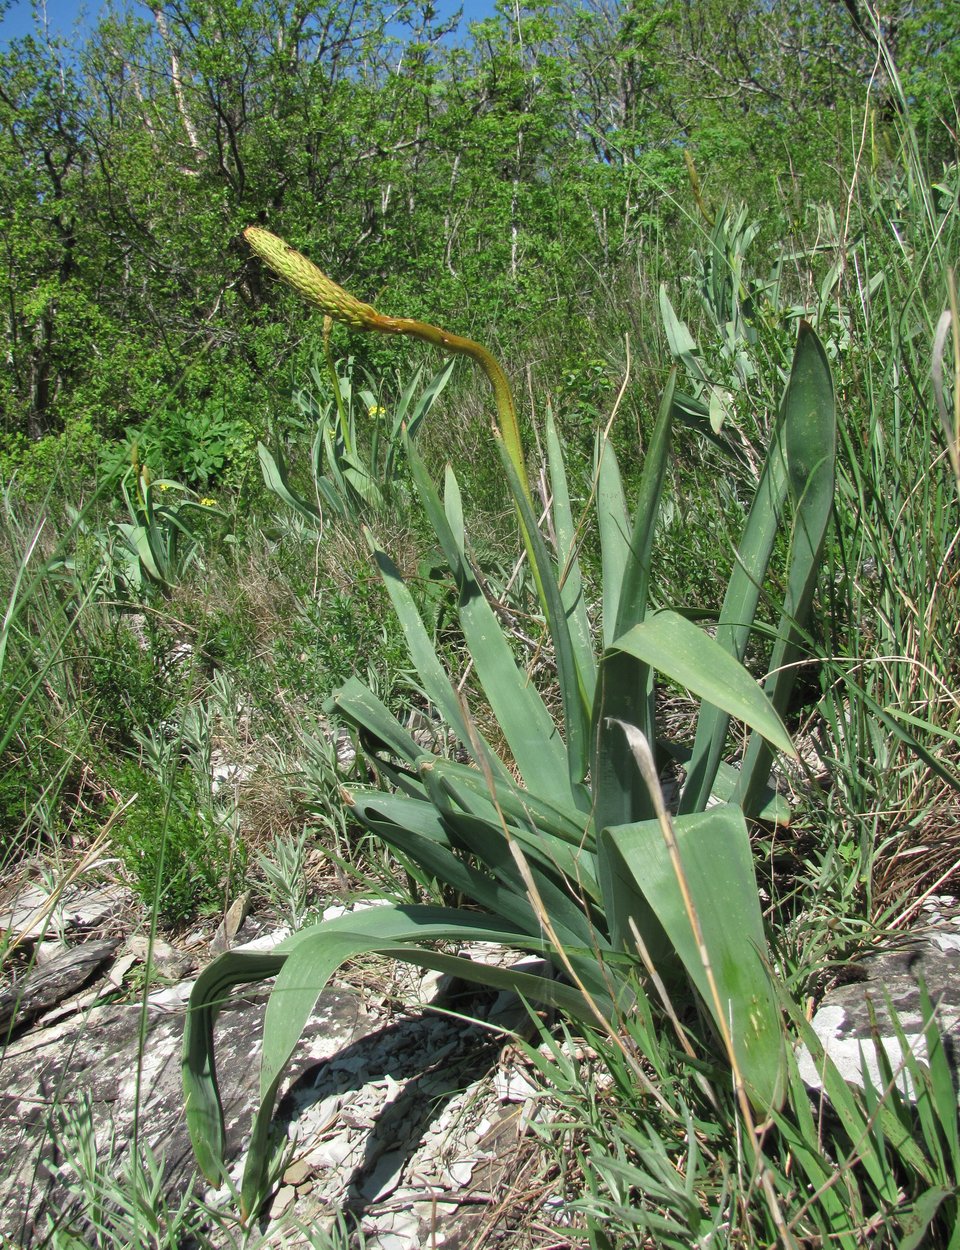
[
  {"xmin": 0, "ymin": 0, "xmax": 499, "ymax": 46},
  {"xmin": 1, "ymin": 0, "xmax": 91, "ymax": 43}
]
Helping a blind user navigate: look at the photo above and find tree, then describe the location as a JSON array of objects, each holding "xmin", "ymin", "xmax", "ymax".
[{"xmin": 0, "ymin": 32, "xmax": 86, "ymax": 440}]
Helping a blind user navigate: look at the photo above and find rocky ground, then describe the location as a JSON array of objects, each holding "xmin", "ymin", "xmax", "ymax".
[
  {"xmin": 4, "ymin": 874, "xmax": 960, "ymax": 1250},
  {"xmin": 0, "ymin": 881, "xmax": 583, "ymax": 1249}
]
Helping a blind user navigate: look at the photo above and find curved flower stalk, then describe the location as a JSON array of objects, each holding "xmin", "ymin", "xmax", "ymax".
[{"xmin": 243, "ymin": 227, "xmax": 532, "ymax": 506}]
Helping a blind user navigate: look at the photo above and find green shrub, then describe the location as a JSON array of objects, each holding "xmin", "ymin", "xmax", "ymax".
[
  {"xmin": 111, "ymin": 761, "xmax": 243, "ymax": 927},
  {"xmin": 121, "ymin": 399, "xmax": 257, "ymax": 492}
]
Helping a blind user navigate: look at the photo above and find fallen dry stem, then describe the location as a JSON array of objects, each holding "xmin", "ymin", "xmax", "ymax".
[{"xmin": 3, "ymin": 794, "xmax": 138, "ymax": 961}]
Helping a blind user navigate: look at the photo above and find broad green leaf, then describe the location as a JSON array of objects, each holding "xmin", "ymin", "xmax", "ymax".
[
  {"xmin": 678, "ymin": 368, "xmax": 790, "ymax": 815},
  {"xmin": 262, "ymin": 908, "xmax": 534, "ymax": 1094},
  {"xmin": 320, "ymin": 425, "xmax": 349, "ymax": 501},
  {"xmin": 546, "ymin": 403, "xmax": 597, "ymax": 709},
  {"xmin": 416, "ymin": 757, "xmax": 601, "ymax": 906},
  {"xmin": 592, "ymin": 370, "xmax": 678, "ymax": 824},
  {"xmin": 117, "ymin": 524, "xmax": 162, "ymax": 584},
  {"xmin": 443, "ymin": 463, "xmax": 466, "ymax": 551},
  {"xmin": 612, "ymin": 610, "xmax": 796, "ymax": 758},
  {"xmin": 404, "ymin": 436, "xmax": 573, "ymax": 801},
  {"xmin": 613, "ymin": 372, "xmax": 676, "ymax": 642},
  {"xmin": 672, "ymin": 390, "xmax": 740, "ymax": 457},
  {"xmin": 598, "ymin": 805, "xmax": 785, "ymax": 1111},
  {"xmin": 257, "ymin": 442, "xmax": 324, "ymax": 526},
  {"xmin": 392, "ymin": 359, "xmax": 455, "ymax": 442},
  {"xmin": 310, "ymin": 424, "xmax": 325, "ymax": 481},
  {"xmin": 348, "ymin": 789, "xmax": 605, "ymax": 966},
  {"xmin": 182, "ymin": 949, "xmax": 289, "ymax": 1184},
  {"xmin": 348, "ymin": 790, "xmax": 552, "ymax": 932},
  {"xmin": 497, "ymin": 437, "xmax": 591, "ymax": 800},
  {"xmin": 332, "ymin": 677, "xmax": 424, "ymax": 768},
  {"xmin": 736, "ymin": 321, "xmax": 836, "ymax": 814},
  {"xmin": 188, "ymin": 904, "xmax": 606, "ymax": 1214},
  {"xmin": 364, "ymin": 532, "xmax": 509, "ymax": 781},
  {"xmin": 591, "ymin": 649, "xmax": 657, "ymax": 832},
  {"xmin": 659, "ymin": 285, "xmax": 707, "ymax": 382},
  {"xmin": 661, "ymin": 740, "xmax": 790, "ymax": 825},
  {"xmin": 342, "ymin": 459, "xmax": 385, "ymax": 510},
  {"xmin": 596, "ymin": 436, "xmax": 630, "ymax": 650},
  {"xmin": 419, "ymin": 755, "xmax": 590, "ymax": 845}
]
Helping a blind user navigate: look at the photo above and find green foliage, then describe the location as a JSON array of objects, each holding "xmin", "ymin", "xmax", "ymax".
[
  {"xmin": 254, "ymin": 828, "xmax": 312, "ymax": 929},
  {"xmin": 260, "ymin": 354, "xmax": 454, "ymax": 527},
  {"xmin": 0, "ymin": 490, "xmax": 109, "ymax": 855},
  {"xmin": 84, "ymin": 629, "xmax": 179, "ymax": 742},
  {"xmin": 0, "ymin": 415, "xmax": 104, "ymax": 502},
  {"xmin": 3, "ymin": 0, "xmax": 926, "ymax": 494},
  {"xmin": 2, "ymin": 2, "xmax": 958, "ymax": 1241},
  {"xmin": 47, "ymin": 1094, "xmax": 208, "ymax": 1249},
  {"xmin": 810, "ymin": 153, "xmax": 960, "ymax": 912},
  {"xmin": 556, "ymin": 356, "xmax": 613, "ymax": 427},
  {"xmin": 181, "ymin": 320, "xmax": 837, "ymax": 1217},
  {"xmin": 126, "ymin": 398, "xmax": 257, "ymax": 491},
  {"xmin": 525, "ymin": 982, "xmax": 960, "ymax": 1247},
  {"xmin": 92, "ymin": 468, "xmax": 226, "ymax": 599},
  {"xmin": 110, "ymin": 759, "xmax": 242, "ymax": 926}
]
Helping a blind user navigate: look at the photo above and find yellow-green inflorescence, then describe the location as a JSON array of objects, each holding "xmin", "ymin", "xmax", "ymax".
[
  {"xmin": 244, "ymin": 227, "xmax": 380, "ymax": 330},
  {"xmin": 242, "ymin": 225, "xmax": 532, "ymax": 506}
]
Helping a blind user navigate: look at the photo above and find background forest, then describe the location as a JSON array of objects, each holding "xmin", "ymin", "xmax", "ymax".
[
  {"xmin": 2, "ymin": 0, "xmax": 955, "ymax": 484},
  {"xmin": 2, "ymin": 0, "xmax": 960, "ymax": 1246}
]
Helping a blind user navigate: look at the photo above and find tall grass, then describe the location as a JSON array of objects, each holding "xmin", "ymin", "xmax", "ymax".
[
  {"xmin": 0, "ymin": 487, "xmax": 106, "ymax": 874},
  {"xmin": 534, "ymin": 87, "xmax": 960, "ymax": 1249},
  {"xmin": 820, "ymin": 119, "xmax": 960, "ymax": 920}
]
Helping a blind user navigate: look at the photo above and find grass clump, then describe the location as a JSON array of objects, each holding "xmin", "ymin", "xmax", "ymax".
[{"xmin": 108, "ymin": 760, "xmax": 243, "ymax": 928}]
